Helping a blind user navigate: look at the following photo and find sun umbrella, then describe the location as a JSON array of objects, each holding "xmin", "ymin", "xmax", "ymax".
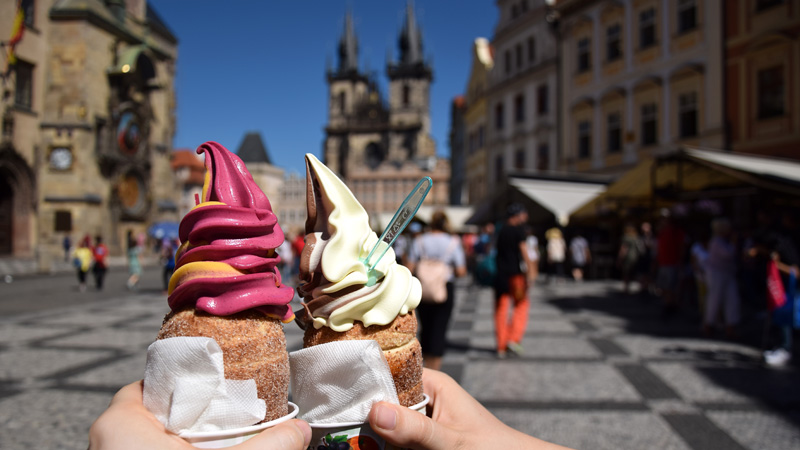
[{"xmin": 148, "ymin": 222, "xmax": 179, "ymax": 240}]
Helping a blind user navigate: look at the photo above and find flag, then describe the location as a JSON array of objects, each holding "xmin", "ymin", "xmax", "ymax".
[{"xmin": 7, "ymin": 0, "xmax": 25, "ymax": 66}]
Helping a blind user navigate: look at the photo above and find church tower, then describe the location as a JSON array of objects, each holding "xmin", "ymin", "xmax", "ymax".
[
  {"xmin": 386, "ymin": 1, "xmax": 435, "ymax": 163},
  {"xmin": 322, "ymin": 4, "xmax": 448, "ymax": 220},
  {"xmin": 325, "ymin": 11, "xmax": 378, "ymax": 178}
]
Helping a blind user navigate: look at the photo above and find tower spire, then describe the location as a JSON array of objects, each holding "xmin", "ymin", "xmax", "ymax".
[
  {"xmin": 399, "ymin": 1, "xmax": 423, "ymax": 65},
  {"xmin": 338, "ymin": 10, "xmax": 359, "ymax": 73}
]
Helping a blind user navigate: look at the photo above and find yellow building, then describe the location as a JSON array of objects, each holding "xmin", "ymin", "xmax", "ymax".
[
  {"xmin": 0, "ymin": 0, "xmax": 178, "ymax": 270},
  {"xmin": 462, "ymin": 38, "xmax": 494, "ymax": 206},
  {"xmin": 554, "ymin": 0, "xmax": 725, "ymax": 175}
]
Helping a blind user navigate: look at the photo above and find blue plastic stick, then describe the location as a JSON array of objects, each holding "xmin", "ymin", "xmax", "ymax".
[{"xmin": 363, "ymin": 177, "xmax": 432, "ymax": 284}]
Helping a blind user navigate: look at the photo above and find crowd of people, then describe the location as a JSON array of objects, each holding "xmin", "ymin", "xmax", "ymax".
[
  {"xmin": 613, "ymin": 209, "xmax": 799, "ymax": 367},
  {"xmin": 65, "ymin": 230, "xmax": 178, "ymax": 294}
]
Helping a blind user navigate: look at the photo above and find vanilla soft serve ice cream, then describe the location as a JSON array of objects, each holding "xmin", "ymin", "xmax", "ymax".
[{"xmin": 296, "ymin": 153, "xmax": 421, "ymax": 332}]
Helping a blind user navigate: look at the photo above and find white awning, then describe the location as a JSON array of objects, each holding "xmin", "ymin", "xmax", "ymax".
[
  {"xmin": 508, "ymin": 177, "xmax": 607, "ymax": 226},
  {"xmin": 685, "ymin": 147, "xmax": 800, "ymax": 185}
]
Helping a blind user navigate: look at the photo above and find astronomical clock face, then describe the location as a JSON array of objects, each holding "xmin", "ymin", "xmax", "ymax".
[
  {"xmin": 118, "ymin": 172, "xmax": 147, "ymax": 217},
  {"xmin": 117, "ymin": 111, "xmax": 142, "ymax": 156},
  {"xmin": 49, "ymin": 147, "xmax": 73, "ymax": 170}
]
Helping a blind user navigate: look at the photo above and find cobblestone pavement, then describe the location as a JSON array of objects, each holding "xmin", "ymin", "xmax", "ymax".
[{"xmin": 1, "ymin": 276, "xmax": 799, "ymax": 449}]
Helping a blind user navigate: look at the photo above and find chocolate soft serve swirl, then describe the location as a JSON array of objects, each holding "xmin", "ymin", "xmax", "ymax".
[
  {"xmin": 167, "ymin": 142, "xmax": 294, "ymax": 322},
  {"xmin": 296, "ymin": 154, "xmax": 421, "ymax": 332}
]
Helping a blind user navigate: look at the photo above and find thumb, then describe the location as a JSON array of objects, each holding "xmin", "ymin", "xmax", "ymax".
[
  {"xmin": 368, "ymin": 402, "xmax": 455, "ymax": 450},
  {"xmin": 233, "ymin": 419, "xmax": 311, "ymax": 450}
]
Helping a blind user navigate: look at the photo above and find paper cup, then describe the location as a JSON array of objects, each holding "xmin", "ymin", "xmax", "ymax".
[
  {"xmin": 179, "ymin": 402, "xmax": 299, "ymax": 448},
  {"xmin": 307, "ymin": 394, "xmax": 429, "ymax": 450}
]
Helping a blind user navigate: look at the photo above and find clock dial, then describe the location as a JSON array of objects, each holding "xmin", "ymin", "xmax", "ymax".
[
  {"xmin": 49, "ymin": 147, "xmax": 73, "ymax": 170},
  {"xmin": 117, "ymin": 112, "xmax": 142, "ymax": 155}
]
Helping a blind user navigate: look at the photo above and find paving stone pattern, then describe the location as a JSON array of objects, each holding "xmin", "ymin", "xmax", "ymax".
[{"xmin": 1, "ymin": 280, "xmax": 799, "ymax": 449}]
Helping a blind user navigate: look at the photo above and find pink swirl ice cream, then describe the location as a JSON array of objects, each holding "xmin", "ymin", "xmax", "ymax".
[{"xmin": 167, "ymin": 141, "xmax": 294, "ymax": 322}]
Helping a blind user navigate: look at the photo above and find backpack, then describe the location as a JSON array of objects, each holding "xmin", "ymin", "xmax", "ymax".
[
  {"xmin": 475, "ymin": 250, "xmax": 497, "ymax": 287},
  {"xmin": 415, "ymin": 236, "xmax": 458, "ymax": 304}
]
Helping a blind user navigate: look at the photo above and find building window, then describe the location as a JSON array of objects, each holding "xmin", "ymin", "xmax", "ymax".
[
  {"xmin": 677, "ymin": 0, "xmax": 697, "ymax": 33},
  {"xmin": 537, "ymin": 84, "xmax": 548, "ymax": 114},
  {"xmin": 505, "ymin": 50, "xmax": 512, "ymax": 74},
  {"xmin": 22, "ymin": 0, "xmax": 34, "ymax": 27},
  {"xmin": 528, "ymin": 37, "xmax": 536, "ymax": 62},
  {"xmin": 514, "ymin": 94, "xmax": 525, "ymax": 123},
  {"xmin": 495, "ymin": 155, "xmax": 504, "ymax": 183},
  {"xmin": 54, "ymin": 211, "xmax": 72, "ymax": 232},
  {"xmin": 516, "ymin": 44, "xmax": 523, "ymax": 69},
  {"xmin": 758, "ymin": 66, "xmax": 785, "ymax": 119},
  {"xmin": 679, "ymin": 92, "xmax": 698, "ymax": 138},
  {"xmin": 514, "ymin": 149, "xmax": 525, "ymax": 170},
  {"xmin": 511, "ymin": 4, "xmax": 520, "ymax": 19},
  {"xmin": 607, "ymin": 112, "xmax": 622, "ymax": 153},
  {"xmin": 495, "ymin": 102, "xmax": 505, "ymax": 130},
  {"xmin": 402, "ymin": 85, "xmax": 410, "ymax": 107},
  {"xmin": 606, "ymin": 24, "xmax": 622, "ymax": 61},
  {"xmin": 756, "ymin": 0, "xmax": 784, "ymax": 12},
  {"xmin": 14, "ymin": 60, "xmax": 33, "ymax": 110},
  {"xmin": 577, "ymin": 38, "xmax": 591, "ymax": 73},
  {"xmin": 338, "ymin": 91, "xmax": 345, "ymax": 114},
  {"xmin": 537, "ymin": 144, "xmax": 549, "ymax": 171},
  {"xmin": 578, "ymin": 121, "xmax": 591, "ymax": 159},
  {"xmin": 641, "ymin": 103, "xmax": 658, "ymax": 146},
  {"xmin": 639, "ymin": 8, "xmax": 656, "ymax": 49},
  {"xmin": 478, "ymin": 125, "xmax": 485, "ymax": 147}
]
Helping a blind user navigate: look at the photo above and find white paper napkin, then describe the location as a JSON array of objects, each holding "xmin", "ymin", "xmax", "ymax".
[
  {"xmin": 289, "ymin": 340, "xmax": 399, "ymax": 423},
  {"xmin": 143, "ymin": 337, "xmax": 267, "ymax": 434}
]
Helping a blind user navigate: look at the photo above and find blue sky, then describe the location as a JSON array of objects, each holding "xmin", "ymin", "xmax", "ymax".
[{"xmin": 148, "ymin": 1, "xmax": 497, "ymax": 175}]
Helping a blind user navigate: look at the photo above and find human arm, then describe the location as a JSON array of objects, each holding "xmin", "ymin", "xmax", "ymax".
[
  {"xmin": 368, "ymin": 369, "xmax": 573, "ymax": 450},
  {"xmin": 88, "ymin": 381, "xmax": 311, "ymax": 450},
  {"xmin": 771, "ymin": 251, "xmax": 800, "ymax": 277}
]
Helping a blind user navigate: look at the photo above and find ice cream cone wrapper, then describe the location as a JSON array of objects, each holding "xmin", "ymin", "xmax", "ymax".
[{"xmin": 179, "ymin": 402, "xmax": 298, "ymax": 448}]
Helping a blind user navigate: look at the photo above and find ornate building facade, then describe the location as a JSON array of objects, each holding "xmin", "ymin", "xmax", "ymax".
[
  {"xmin": 554, "ymin": 0, "xmax": 726, "ymax": 174},
  {"xmin": 322, "ymin": 4, "xmax": 449, "ymax": 222},
  {"xmin": 0, "ymin": 0, "xmax": 178, "ymax": 270}
]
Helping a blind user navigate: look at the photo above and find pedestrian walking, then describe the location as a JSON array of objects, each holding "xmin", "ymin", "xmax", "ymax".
[
  {"xmin": 126, "ymin": 230, "xmax": 142, "ymax": 290},
  {"xmin": 617, "ymin": 224, "xmax": 642, "ymax": 295},
  {"xmin": 73, "ymin": 236, "xmax": 92, "ymax": 292},
  {"xmin": 525, "ymin": 227, "xmax": 540, "ymax": 284},
  {"xmin": 278, "ymin": 235, "xmax": 294, "ymax": 283},
  {"xmin": 407, "ymin": 211, "xmax": 466, "ymax": 370},
  {"xmin": 91, "ymin": 235, "xmax": 109, "ymax": 290},
  {"xmin": 656, "ymin": 211, "xmax": 686, "ymax": 316},
  {"xmin": 546, "ymin": 227, "xmax": 566, "ymax": 283},
  {"xmin": 569, "ymin": 232, "xmax": 591, "ymax": 282},
  {"xmin": 704, "ymin": 218, "xmax": 740, "ymax": 338},
  {"xmin": 161, "ymin": 238, "xmax": 177, "ymax": 292},
  {"xmin": 63, "ymin": 234, "xmax": 72, "ymax": 262},
  {"xmin": 493, "ymin": 204, "xmax": 535, "ymax": 358}
]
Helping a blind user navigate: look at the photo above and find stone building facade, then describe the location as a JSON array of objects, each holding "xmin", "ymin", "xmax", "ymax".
[
  {"xmin": 554, "ymin": 0, "xmax": 725, "ymax": 174},
  {"xmin": 322, "ymin": 4, "xmax": 449, "ymax": 222},
  {"xmin": 486, "ymin": 0, "xmax": 559, "ymax": 195},
  {"xmin": 725, "ymin": 0, "xmax": 800, "ymax": 159},
  {"xmin": 0, "ymin": 0, "xmax": 178, "ymax": 270}
]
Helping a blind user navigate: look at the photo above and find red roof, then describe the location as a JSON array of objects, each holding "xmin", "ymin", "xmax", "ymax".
[{"xmin": 171, "ymin": 150, "xmax": 206, "ymax": 185}]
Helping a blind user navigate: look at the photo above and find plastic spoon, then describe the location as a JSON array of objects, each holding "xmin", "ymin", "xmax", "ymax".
[{"xmin": 362, "ymin": 176, "xmax": 432, "ymax": 285}]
